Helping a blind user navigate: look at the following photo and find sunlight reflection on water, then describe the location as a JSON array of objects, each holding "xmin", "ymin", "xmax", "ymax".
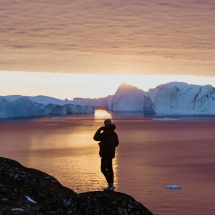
[
  {"xmin": 1, "ymin": 114, "xmax": 215, "ymax": 215},
  {"xmin": 27, "ymin": 111, "xmax": 117, "ymax": 193},
  {"xmin": 94, "ymin": 109, "xmax": 112, "ymax": 117}
]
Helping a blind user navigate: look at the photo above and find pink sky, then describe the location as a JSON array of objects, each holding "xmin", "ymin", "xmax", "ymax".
[
  {"xmin": 0, "ymin": 0, "xmax": 215, "ymax": 98},
  {"xmin": 1, "ymin": 0, "xmax": 215, "ymax": 75}
]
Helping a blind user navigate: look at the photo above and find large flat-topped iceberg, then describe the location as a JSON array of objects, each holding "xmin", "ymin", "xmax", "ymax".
[
  {"xmin": 0, "ymin": 97, "xmax": 94, "ymax": 118},
  {"xmin": 146, "ymin": 82, "xmax": 215, "ymax": 114}
]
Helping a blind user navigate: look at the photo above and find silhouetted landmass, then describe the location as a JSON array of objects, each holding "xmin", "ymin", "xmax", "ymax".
[{"xmin": 0, "ymin": 157, "xmax": 153, "ymax": 215}]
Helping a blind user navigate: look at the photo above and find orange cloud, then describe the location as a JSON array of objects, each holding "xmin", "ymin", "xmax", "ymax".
[{"xmin": 0, "ymin": 0, "xmax": 215, "ymax": 75}]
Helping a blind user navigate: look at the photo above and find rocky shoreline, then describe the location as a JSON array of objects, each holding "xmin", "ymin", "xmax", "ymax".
[{"xmin": 0, "ymin": 157, "xmax": 153, "ymax": 215}]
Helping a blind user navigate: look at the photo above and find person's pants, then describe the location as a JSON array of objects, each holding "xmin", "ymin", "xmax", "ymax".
[{"xmin": 101, "ymin": 157, "xmax": 114, "ymax": 184}]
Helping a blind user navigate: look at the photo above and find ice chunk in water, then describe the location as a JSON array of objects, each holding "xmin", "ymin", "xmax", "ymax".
[
  {"xmin": 165, "ymin": 185, "xmax": 182, "ymax": 189},
  {"xmin": 51, "ymin": 117, "xmax": 61, "ymax": 120},
  {"xmin": 153, "ymin": 118, "xmax": 179, "ymax": 121}
]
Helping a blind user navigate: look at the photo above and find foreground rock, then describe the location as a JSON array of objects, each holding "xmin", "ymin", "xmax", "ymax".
[
  {"xmin": 0, "ymin": 157, "xmax": 76, "ymax": 214},
  {"xmin": 36, "ymin": 191, "xmax": 153, "ymax": 215},
  {"xmin": 0, "ymin": 157, "xmax": 153, "ymax": 215}
]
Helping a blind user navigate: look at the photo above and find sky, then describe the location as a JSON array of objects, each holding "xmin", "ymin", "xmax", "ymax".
[{"xmin": 1, "ymin": 0, "xmax": 215, "ymax": 99}]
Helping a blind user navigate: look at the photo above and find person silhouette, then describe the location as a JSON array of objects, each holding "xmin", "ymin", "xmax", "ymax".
[{"xmin": 93, "ymin": 119, "xmax": 119, "ymax": 191}]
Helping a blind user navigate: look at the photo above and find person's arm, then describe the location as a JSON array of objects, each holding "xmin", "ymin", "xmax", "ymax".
[
  {"xmin": 115, "ymin": 133, "xmax": 119, "ymax": 147},
  {"xmin": 93, "ymin": 126, "xmax": 105, "ymax": 141}
]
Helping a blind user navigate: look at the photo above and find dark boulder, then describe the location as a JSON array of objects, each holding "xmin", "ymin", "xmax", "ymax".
[
  {"xmin": 0, "ymin": 157, "xmax": 76, "ymax": 214},
  {"xmin": 0, "ymin": 157, "xmax": 153, "ymax": 215},
  {"xmin": 36, "ymin": 191, "xmax": 153, "ymax": 215}
]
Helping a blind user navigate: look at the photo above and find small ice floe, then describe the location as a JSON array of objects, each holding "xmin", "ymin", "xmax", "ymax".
[
  {"xmin": 51, "ymin": 117, "xmax": 61, "ymax": 120},
  {"xmin": 89, "ymin": 124, "xmax": 94, "ymax": 126},
  {"xmin": 28, "ymin": 119, "xmax": 40, "ymax": 122},
  {"xmin": 25, "ymin": 196, "xmax": 37, "ymax": 204},
  {"xmin": 11, "ymin": 208, "xmax": 25, "ymax": 211},
  {"xmin": 165, "ymin": 185, "xmax": 182, "ymax": 189},
  {"xmin": 112, "ymin": 120, "xmax": 120, "ymax": 122},
  {"xmin": 152, "ymin": 118, "xmax": 179, "ymax": 121}
]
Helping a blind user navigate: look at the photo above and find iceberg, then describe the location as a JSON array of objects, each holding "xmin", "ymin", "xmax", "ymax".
[
  {"xmin": 165, "ymin": 185, "xmax": 182, "ymax": 189},
  {"xmin": 3, "ymin": 95, "xmax": 74, "ymax": 105},
  {"xmin": 108, "ymin": 83, "xmax": 155, "ymax": 114},
  {"xmin": 146, "ymin": 82, "xmax": 215, "ymax": 115},
  {"xmin": 152, "ymin": 118, "xmax": 179, "ymax": 121},
  {"xmin": 73, "ymin": 83, "xmax": 155, "ymax": 114},
  {"xmin": 3, "ymin": 81, "xmax": 215, "ymax": 117},
  {"xmin": 0, "ymin": 97, "xmax": 94, "ymax": 119},
  {"xmin": 0, "ymin": 97, "xmax": 9, "ymax": 118},
  {"xmin": 73, "ymin": 95, "xmax": 112, "ymax": 107},
  {"xmin": 51, "ymin": 117, "xmax": 61, "ymax": 120},
  {"xmin": 110, "ymin": 83, "xmax": 144, "ymax": 111},
  {"xmin": 72, "ymin": 82, "xmax": 215, "ymax": 115},
  {"xmin": 6, "ymin": 97, "xmax": 46, "ymax": 118}
]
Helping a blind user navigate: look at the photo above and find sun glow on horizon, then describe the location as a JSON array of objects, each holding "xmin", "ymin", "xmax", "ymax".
[
  {"xmin": 94, "ymin": 110, "xmax": 112, "ymax": 117},
  {"xmin": 1, "ymin": 71, "xmax": 215, "ymax": 100}
]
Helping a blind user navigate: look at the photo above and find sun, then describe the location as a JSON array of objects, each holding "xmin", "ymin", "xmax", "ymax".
[{"xmin": 94, "ymin": 109, "xmax": 112, "ymax": 117}]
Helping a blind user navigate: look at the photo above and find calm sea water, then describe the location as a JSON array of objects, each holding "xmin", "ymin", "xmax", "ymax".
[{"xmin": 1, "ymin": 110, "xmax": 215, "ymax": 215}]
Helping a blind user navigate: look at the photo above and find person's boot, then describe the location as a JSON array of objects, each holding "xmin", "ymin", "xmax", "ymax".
[
  {"xmin": 103, "ymin": 183, "xmax": 115, "ymax": 191},
  {"xmin": 103, "ymin": 186, "xmax": 110, "ymax": 191},
  {"xmin": 109, "ymin": 185, "xmax": 115, "ymax": 191}
]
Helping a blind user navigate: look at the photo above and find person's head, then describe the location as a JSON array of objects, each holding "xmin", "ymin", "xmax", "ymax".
[{"xmin": 104, "ymin": 119, "xmax": 112, "ymax": 126}]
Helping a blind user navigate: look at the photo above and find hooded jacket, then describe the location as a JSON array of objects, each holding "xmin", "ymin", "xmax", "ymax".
[{"xmin": 93, "ymin": 124, "xmax": 119, "ymax": 158}]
